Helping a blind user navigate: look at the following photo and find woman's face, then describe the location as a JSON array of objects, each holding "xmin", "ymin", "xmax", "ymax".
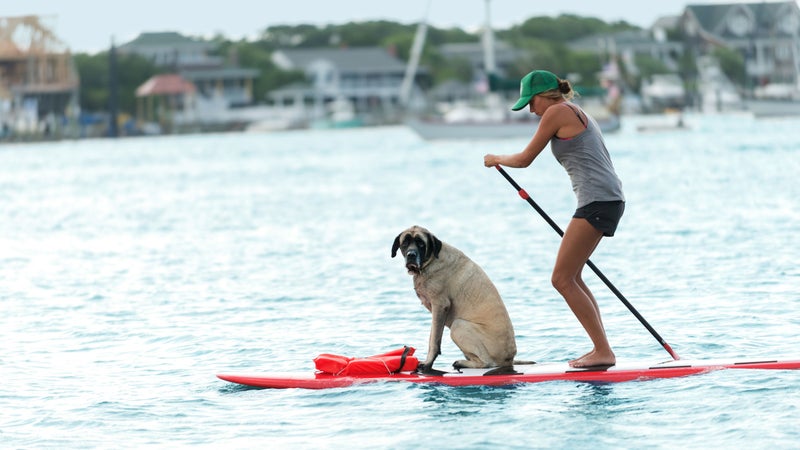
[
  {"xmin": 529, "ymin": 95, "xmax": 547, "ymax": 116},
  {"xmin": 529, "ymin": 95, "xmax": 560, "ymax": 116}
]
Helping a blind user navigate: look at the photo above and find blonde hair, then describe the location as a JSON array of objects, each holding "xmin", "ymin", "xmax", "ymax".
[{"xmin": 538, "ymin": 78, "xmax": 576, "ymax": 101}]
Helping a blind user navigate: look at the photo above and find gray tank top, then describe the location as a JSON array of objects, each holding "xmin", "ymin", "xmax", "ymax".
[{"xmin": 550, "ymin": 106, "xmax": 625, "ymax": 207}]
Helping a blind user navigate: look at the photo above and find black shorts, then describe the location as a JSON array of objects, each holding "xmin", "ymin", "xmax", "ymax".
[{"xmin": 573, "ymin": 201, "xmax": 625, "ymax": 237}]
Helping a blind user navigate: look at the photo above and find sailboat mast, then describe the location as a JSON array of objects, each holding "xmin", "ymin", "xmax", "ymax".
[
  {"xmin": 482, "ymin": 0, "xmax": 496, "ymax": 75},
  {"xmin": 399, "ymin": 0, "xmax": 431, "ymax": 106}
]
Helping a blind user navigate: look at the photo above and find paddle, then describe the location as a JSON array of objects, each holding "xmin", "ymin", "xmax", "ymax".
[{"xmin": 493, "ymin": 165, "xmax": 680, "ymax": 361}]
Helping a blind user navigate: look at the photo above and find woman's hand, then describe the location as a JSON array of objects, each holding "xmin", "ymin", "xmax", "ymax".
[{"xmin": 484, "ymin": 154, "xmax": 499, "ymax": 167}]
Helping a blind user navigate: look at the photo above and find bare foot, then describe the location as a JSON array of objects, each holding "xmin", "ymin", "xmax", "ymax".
[
  {"xmin": 569, "ymin": 350, "xmax": 593, "ymax": 365},
  {"xmin": 569, "ymin": 350, "xmax": 616, "ymax": 368}
]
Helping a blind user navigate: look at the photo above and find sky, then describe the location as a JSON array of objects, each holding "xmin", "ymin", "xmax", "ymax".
[{"xmin": 1, "ymin": 0, "xmax": 787, "ymax": 54}]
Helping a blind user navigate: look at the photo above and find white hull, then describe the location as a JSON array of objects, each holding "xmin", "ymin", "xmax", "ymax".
[
  {"xmin": 744, "ymin": 99, "xmax": 800, "ymax": 117},
  {"xmin": 407, "ymin": 115, "xmax": 621, "ymax": 140}
]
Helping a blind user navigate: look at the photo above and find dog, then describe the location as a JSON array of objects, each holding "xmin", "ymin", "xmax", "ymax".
[{"xmin": 392, "ymin": 226, "xmax": 528, "ymax": 375}]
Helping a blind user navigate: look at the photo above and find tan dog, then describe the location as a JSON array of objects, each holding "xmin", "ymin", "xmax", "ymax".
[{"xmin": 392, "ymin": 226, "xmax": 526, "ymax": 374}]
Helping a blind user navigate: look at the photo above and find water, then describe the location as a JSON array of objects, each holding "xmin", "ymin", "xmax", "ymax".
[{"xmin": 1, "ymin": 114, "xmax": 799, "ymax": 448}]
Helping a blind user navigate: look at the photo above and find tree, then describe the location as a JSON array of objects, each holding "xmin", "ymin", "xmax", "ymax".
[
  {"xmin": 713, "ymin": 46, "xmax": 746, "ymax": 88},
  {"xmin": 73, "ymin": 52, "xmax": 160, "ymax": 114},
  {"xmin": 501, "ymin": 14, "xmax": 637, "ymax": 43}
]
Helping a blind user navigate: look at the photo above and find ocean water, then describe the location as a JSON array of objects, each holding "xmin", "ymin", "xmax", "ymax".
[{"xmin": 1, "ymin": 113, "xmax": 798, "ymax": 449}]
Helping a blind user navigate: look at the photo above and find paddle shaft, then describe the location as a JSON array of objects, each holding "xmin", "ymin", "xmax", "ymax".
[{"xmin": 494, "ymin": 165, "xmax": 680, "ymax": 361}]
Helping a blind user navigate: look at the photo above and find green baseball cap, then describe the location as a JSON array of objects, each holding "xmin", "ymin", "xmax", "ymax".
[{"xmin": 511, "ymin": 70, "xmax": 559, "ymax": 111}]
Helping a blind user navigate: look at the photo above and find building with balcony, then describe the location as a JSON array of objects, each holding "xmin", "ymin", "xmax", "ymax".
[{"xmin": 681, "ymin": 1, "xmax": 800, "ymax": 87}]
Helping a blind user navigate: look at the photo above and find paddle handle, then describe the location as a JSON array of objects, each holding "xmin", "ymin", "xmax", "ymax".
[{"xmin": 494, "ymin": 165, "xmax": 680, "ymax": 361}]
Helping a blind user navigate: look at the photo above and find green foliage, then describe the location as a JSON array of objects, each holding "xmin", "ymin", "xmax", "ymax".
[
  {"xmin": 501, "ymin": 14, "xmax": 637, "ymax": 43},
  {"xmin": 382, "ymin": 32, "xmax": 416, "ymax": 61},
  {"xmin": 334, "ymin": 21, "xmax": 416, "ymax": 47},
  {"xmin": 425, "ymin": 26, "xmax": 476, "ymax": 46},
  {"xmin": 562, "ymin": 51, "xmax": 605, "ymax": 88},
  {"xmin": 713, "ymin": 46, "xmax": 746, "ymax": 87},
  {"xmin": 634, "ymin": 53, "xmax": 671, "ymax": 79},
  {"xmin": 430, "ymin": 55, "xmax": 474, "ymax": 84},
  {"xmin": 72, "ymin": 53, "xmax": 107, "ymax": 112},
  {"xmin": 73, "ymin": 51, "xmax": 160, "ymax": 114}
]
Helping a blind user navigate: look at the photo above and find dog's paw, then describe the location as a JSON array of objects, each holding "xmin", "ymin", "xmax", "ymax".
[
  {"xmin": 452, "ymin": 360, "xmax": 468, "ymax": 369},
  {"xmin": 417, "ymin": 362, "xmax": 434, "ymax": 373},
  {"xmin": 416, "ymin": 363, "xmax": 447, "ymax": 376}
]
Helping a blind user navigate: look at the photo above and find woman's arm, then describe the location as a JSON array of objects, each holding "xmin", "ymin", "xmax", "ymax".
[{"xmin": 484, "ymin": 106, "xmax": 563, "ymax": 168}]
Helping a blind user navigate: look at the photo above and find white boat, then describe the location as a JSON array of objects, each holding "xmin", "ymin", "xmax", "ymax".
[
  {"xmin": 407, "ymin": 113, "xmax": 620, "ymax": 140},
  {"xmin": 641, "ymin": 74, "xmax": 687, "ymax": 113},
  {"xmin": 744, "ymin": 84, "xmax": 800, "ymax": 117},
  {"xmin": 744, "ymin": 98, "xmax": 800, "ymax": 117}
]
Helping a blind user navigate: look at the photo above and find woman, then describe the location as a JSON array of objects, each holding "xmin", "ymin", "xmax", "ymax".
[{"xmin": 483, "ymin": 70, "xmax": 625, "ymax": 368}]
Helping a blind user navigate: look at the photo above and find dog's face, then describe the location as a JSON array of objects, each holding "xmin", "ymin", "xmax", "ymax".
[{"xmin": 391, "ymin": 226, "xmax": 442, "ymax": 274}]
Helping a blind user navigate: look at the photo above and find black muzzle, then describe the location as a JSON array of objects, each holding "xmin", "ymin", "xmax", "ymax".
[{"xmin": 405, "ymin": 249, "xmax": 421, "ymax": 273}]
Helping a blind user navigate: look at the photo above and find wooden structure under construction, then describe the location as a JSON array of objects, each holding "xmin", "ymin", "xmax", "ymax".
[{"xmin": 0, "ymin": 15, "xmax": 79, "ymax": 132}]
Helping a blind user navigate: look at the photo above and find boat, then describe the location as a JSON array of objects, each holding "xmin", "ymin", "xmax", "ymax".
[
  {"xmin": 635, "ymin": 113, "xmax": 689, "ymax": 132},
  {"xmin": 310, "ymin": 96, "xmax": 364, "ymax": 129},
  {"xmin": 744, "ymin": 98, "xmax": 800, "ymax": 117},
  {"xmin": 740, "ymin": 82, "xmax": 800, "ymax": 117},
  {"xmin": 640, "ymin": 74, "xmax": 687, "ymax": 113},
  {"xmin": 407, "ymin": 112, "xmax": 621, "ymax": 140},
  {"xmin": 406, "ymin": 116, "xmax": 537, "ymax": 140},
  {"xmin": 218, "ymin": 357, "xmax": 800, "ymax": 389}
]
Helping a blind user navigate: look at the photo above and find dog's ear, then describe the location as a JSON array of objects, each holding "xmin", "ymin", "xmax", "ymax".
[
  {"xmin": 391, "ymin": 233, "xmax": 402, "ymax": 258},
  {"xmin": 427, "ymin": 232, "xmax": 442, "ymax": 259}
]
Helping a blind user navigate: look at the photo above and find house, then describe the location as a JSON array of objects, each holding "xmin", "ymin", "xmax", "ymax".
[
  {"xmin": 119, "ymin": 32, "xmax": 259, "ymax": 107},
  {"xmin": 135, "ymin": 74, "xmax": 196, "ymax": 133},
  {"xmin": 269, "ymin": 47, "xmax": 428, "ymax": 121},
  {"xmin": 681, "ymin": 1, "xmax": 800, "ymax": 88},
  {"xmin": 0, "ymin": 15, "xmax": 79, "ymax": 138}
]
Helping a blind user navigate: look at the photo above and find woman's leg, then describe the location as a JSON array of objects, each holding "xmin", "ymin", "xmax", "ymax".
[
  {"xmin": 568, "ymin": 238, "xmax": 604, "ymax": 364},
  {"xmin": 552, "ymin": 218, "xmax": 616, "ymax": 367}
]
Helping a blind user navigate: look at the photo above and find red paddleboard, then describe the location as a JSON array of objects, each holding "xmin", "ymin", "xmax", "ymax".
[{"xmin": 217, "ymin": 358, "xmax": 800, "ymax": 389}]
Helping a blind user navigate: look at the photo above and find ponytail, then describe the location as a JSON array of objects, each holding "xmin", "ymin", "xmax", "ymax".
[
  {"xmin": 538, "ymin": 78, "xmax": 577, "ymax": 101},
  {"xmin": 557, "ymin": 79, "xmax": 576, "ymax": 100}
]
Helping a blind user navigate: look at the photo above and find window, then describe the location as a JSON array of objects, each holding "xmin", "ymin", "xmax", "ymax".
[
  {"xmin": 779, "ymin": 14, "xmax": 799, "ymax": 35},
  {"xmin": 728, "ymin": 13, "xmax": 752, "ymax": 36}
]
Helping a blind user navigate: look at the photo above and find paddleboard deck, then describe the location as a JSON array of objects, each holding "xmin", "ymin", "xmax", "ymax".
[{"xmin": 218, "ymin": 358, "xmax": 800, "ymax": 389}]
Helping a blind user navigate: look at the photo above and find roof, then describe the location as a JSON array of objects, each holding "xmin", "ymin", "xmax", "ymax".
[
  {"xmin": 652, "ymin": 15, "xmax": 681, "ymax": 30},
  {"xmin": 120, "ymin": 31, "xmax": 207, "ymax": 48},
  {"xmin": 135, "ymin": 74, "xmax": 196, "ymax": 97},
  {"xmin": 0, "ymin": 40, "xmax": 23, "ymax": 59},
  {"xmin": 273, "ymin": 47, "xmax": 407, "ymax": 73},
  {"xmin": 685, "ymin": 1, "xmax": 800, "ymax": 37},
  {"xmin": 180, "ymin": 67, "xmax": 260, "ymax": 80}
]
